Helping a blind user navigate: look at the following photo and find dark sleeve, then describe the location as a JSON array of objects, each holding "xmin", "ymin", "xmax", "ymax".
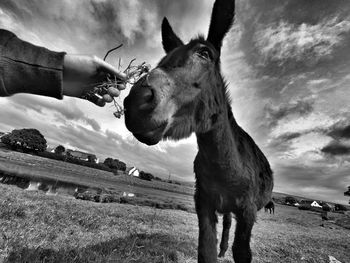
[{"xmin": 0, "ymin": 29, "xmax": 66, "ymax": 99}]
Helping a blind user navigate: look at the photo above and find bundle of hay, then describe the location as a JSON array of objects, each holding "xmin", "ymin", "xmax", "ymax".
[{"xmin": 82, "ymin": 45, "xmax": 150, "ymax": 118}]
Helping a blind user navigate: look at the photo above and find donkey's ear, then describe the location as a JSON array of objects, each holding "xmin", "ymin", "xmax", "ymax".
[
  {"xmin": 161, "ymin": 17, "xmax": 184, "ymax": 53},
  {"xmin": 207, "ymin": 0, "xmax": 235, "ymax": 55}
]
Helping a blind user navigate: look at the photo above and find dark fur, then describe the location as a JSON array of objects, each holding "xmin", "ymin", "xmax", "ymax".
[
  {"xmin": 124, "ymin": 1, "xmax": 273, "ymax": 262},
  {"xmin": 264, "ymin": 201, "xmax": 275, "ymax": 214},
  {"xmin": 161, "ymin": 17, "xmax": 184, "ymax": 54},
  {"xmin": 207, "ymin": 0, "xmax": 235, "ymax": 54},
  {"xmin": 161, "ymin": 2, "xmax": 274, "ymax": 260}
]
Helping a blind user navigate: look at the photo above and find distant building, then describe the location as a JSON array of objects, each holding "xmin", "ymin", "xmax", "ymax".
[
  {"xmin": 127, "ymin": 167, "xmax": 140, "ymax": 177},
  {"xmin": 311, "ymin": 201, "xmax": 322, "ymax": 208},
  {"xmin": 300, "ymin": 200, "xmax": 322, "ymax": 208},
  {"xmin": 66, "ymin": 149, "xmax": 98, "ymax": 163},
  {"xmin": 46, "ymin": 146, "xmax": 56, "ymax": 153}
]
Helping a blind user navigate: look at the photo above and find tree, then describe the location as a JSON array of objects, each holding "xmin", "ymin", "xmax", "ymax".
[
  {"xmin": 322, "ymin": 204, "xmax": 331, "ymax": 212},
  {"xmin": 344, "ymin": 186, "xmax": 350, "ymax": 196},
  {"xmin": 54, "ymin": 145, "xmax": 65, "ymax": 155},
  {"xmin": 2, "ymin": 128, "xmax": 47, "ymax": 152},
  {"xmin": 139, "ymin": 171, "xmax": 154, "ymax": 181},
  {"xmin": 87, "ymin": 154, "xmax": 97, "ymax": 163},
  {"xmin": 285, "ymin": 196, "xmax": 297, "ymax": 205},
  {"xmin": 103, "ymin": 158, "xmax": 126, "ymax": 171},
  {"xmin": 344, "ymin": 186, "xmax": 350, "ymax": 205},
  {"xmin": 335, "ymin": 204, "xmax": 347, "ymax": 212}
]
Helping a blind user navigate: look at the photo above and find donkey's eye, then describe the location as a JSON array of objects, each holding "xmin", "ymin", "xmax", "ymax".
[{"xmin": 197, "ymin": 48, "xmax": 212, "ymax": 60}]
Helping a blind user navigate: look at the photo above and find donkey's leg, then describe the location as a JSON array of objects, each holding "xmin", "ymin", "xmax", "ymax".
[
  {"xmin": 195, "ymin": 191, "xmax": 217, "ymax": 263},
  {"xmin": 218, "ymin": 213, "xmax": 232, "ymax": 258},
  {"xmin": 232, "ymin": 206, "xmax": 256, "ymax": 263}
]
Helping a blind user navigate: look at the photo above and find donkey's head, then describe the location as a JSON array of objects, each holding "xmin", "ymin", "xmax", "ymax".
[{"xmin": 124, "ymin": 0, "xmax": 235, "ymax": 145}]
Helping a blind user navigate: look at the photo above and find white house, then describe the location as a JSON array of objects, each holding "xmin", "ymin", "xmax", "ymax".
[
  {"xmin": 128, "ymin": 167, "xmax": 140, "ymax": 177},
  {"xmin": 66, "ymin": 149, "xmax": 98, "ymax": 163},
  {"xmin": 311, "ymin": 201, "xmax": 322, "ymax": 208}
]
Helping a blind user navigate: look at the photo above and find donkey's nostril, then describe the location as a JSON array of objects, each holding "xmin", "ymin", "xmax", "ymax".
[
  {"xmin": 142, "ymin": 87, "xmax": 154, "ymax": 103},
  {"xmin": 138, "ymin": 87, "xmax": 156, "ymax": 112}
]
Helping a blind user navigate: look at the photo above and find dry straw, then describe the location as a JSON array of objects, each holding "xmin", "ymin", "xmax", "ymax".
[{"xmin": 82, "ymin": 44, "xmax": 150, "ymax": 118}]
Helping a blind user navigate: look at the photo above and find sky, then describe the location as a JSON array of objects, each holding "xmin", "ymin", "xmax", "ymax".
[{"xmin": 0, "ymin": 0, "xmax": 349, "ymax": 205}]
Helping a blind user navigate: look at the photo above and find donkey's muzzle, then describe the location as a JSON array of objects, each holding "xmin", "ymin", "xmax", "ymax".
[{"xmin": 124, "ymin": 75, "xmax": 163, "ymax": 145}]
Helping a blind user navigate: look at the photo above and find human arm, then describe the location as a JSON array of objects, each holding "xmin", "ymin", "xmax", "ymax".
[{"xmin": 0, "ymin": 29, "xmax": 125, "ymax": 105}]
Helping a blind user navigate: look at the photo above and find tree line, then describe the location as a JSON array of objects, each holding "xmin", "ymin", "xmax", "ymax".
[
  {"xmin": 0, "ymin": 128, "xmax": 174, "ymax": 183},
  {"xmin": 0, "ymin": 128, "xmax": 126, "ymax": 173}
]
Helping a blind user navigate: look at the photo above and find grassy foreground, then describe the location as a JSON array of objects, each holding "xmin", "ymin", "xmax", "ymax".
[{"xmin": 0, "ymin": 184, "xmax": 349, "ymax": 263}]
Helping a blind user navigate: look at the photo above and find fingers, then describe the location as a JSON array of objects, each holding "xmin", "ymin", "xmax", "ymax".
[
  {"xmin": 107, "ymin": 86, "xmax": 120, "ymax": 97},
  {"xmin": 117, "ymin": 83, "xmax": 126, "ymax": 90},
  {"xmin": 95, "ymin": 87, "xmax": 121, "ymax": 105},
  {"xmin": 94, "ymin": 56, "xmax": 127, "ymax": 81},
  {"xmin": 103, "ymin": 94, "xmax": 113, "ymax": 103},
  {"xmin": 85, "ymin": 93, "xmax": 106, "ymax": 107},
  {"xmin": 84, "ymin": 84, "xmax": 123, "ymax": 107},
  {"xmin": 96, "ymin": 99, "xmax": 106, "ymax": 107},
  {"xmin": 87, "ymin": 56, "xmax": 128, "ymax": 107}
]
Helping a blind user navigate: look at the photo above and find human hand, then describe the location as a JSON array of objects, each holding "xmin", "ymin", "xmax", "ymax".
[{"xmin": 62, "ymin": 54, "xmax": 126, "ymax": 106}]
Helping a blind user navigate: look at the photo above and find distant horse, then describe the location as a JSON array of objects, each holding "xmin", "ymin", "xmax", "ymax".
[
  {"xmin": 124, "ymin": 0, "xmax": 274, "ymax": 262},
  {"xmin": 264, "ymin": 201, "xmax": 275, "ymax": 214}
]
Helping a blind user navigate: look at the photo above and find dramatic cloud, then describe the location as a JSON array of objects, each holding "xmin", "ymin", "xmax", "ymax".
[
  {"xmin": 328, "ymin": 123, "xmax": 350, "ymax": 140},
  {"xmin": 0, "ymin": 0, "xmax": 350, "ymax": 204},
  {"xmin": 237, "ymin": 0, "xmax": 350, "ymax": 77},
  {"xmin": 265, "ymin": 99, "xmax": 314, "ymax": 128},
  {"xmin": 321, "ymin": 141, "xmax": 350, "ymax": 156},
  {"xmin": 254, "ymin": 18, "xmax": 350, "ymax": 72},
  {"xmin": 7, "ymin": 96, "xmax": 102, "ymax": 132},
  {"xmin": 0, "ymin": 96, "xmax": 197, "ymax": 180}
]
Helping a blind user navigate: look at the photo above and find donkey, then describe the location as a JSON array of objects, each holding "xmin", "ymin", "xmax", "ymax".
[
  {"xmin": 124, "ymin": 0, "xmax": 273, "ymax": 262},
  {"xmin": 264, "ymin": 200, "xmax": 275, "ymax": 214}
]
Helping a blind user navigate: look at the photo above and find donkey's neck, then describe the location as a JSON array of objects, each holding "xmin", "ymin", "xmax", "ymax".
[{"xmin": 196, "ymin": 107, "xmax": 242, "ymax": 170}]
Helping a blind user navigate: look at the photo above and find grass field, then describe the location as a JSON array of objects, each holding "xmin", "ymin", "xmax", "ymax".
[
  {"xmin": 0, "ymin": 149, "xmax": 349, "ymax": 263},
  {"xmin": 0, "ymin": 148, "xmax": 194, "ymax": 195},
  {"xmin": 0, "ymin": 149, "xmax": 195, "ymax": 212},
  {"xmin": 0, "ymin": 183, "xmax": 349, "ymax": 263}
]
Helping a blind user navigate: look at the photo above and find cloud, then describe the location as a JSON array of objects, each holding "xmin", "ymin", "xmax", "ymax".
[
  {"xmin": 276, "ymin": 132, "xmax": 302, "ymax": 142},
  {"xmin": 49, "ymin": 125, "xmax": 197, "ymax": 180},
  {"xmin": 237, "ymin": 0, "xmax": 350, "ymax": 78},
  {"xmin": 0, "ymin": 0, "xmax": 159, "ymax": 47},
  {"xmin": 0, "ymin": 96, "xmax": 197, "ymax": 180},
  {"xmin": 267, "ymin": 132, "xmax": 302, "ymax": 151},
  {"xmin": 273, "ymin": 161, "xmax": 350, "ymax": 204},
  {"xmin": 328, "ymin": 123, "xmax": 350, "ymax": 139},
  {"xmin": 1, "ymin": 0, "xmax": 350, "ymax": 204},
  {"xmin": 0, "ymin": 0, "xmax": 215, "ymax": 66},
  {"xmin": 254, "ymin": 18, "xmax": 350, "ymax": 68},
  {"xmin": 6, "ymin": 95, "xmax": 101, "ymax": 132},
  {"xmin": 265, "ymin": 99, "xmax": 314, "ymax": 128},
  {"xmin": 321, "ymin": 141, "xmax": 350, "ymax": 156}
]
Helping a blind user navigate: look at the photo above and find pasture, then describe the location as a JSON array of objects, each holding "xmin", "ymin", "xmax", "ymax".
[
  {"xmin": 0, "ymin": 149, "xmax": 349, "ymax": 263},
  {"xmin": 0, "ymin": 149, "xmax": 195, "ymax": 211}
]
